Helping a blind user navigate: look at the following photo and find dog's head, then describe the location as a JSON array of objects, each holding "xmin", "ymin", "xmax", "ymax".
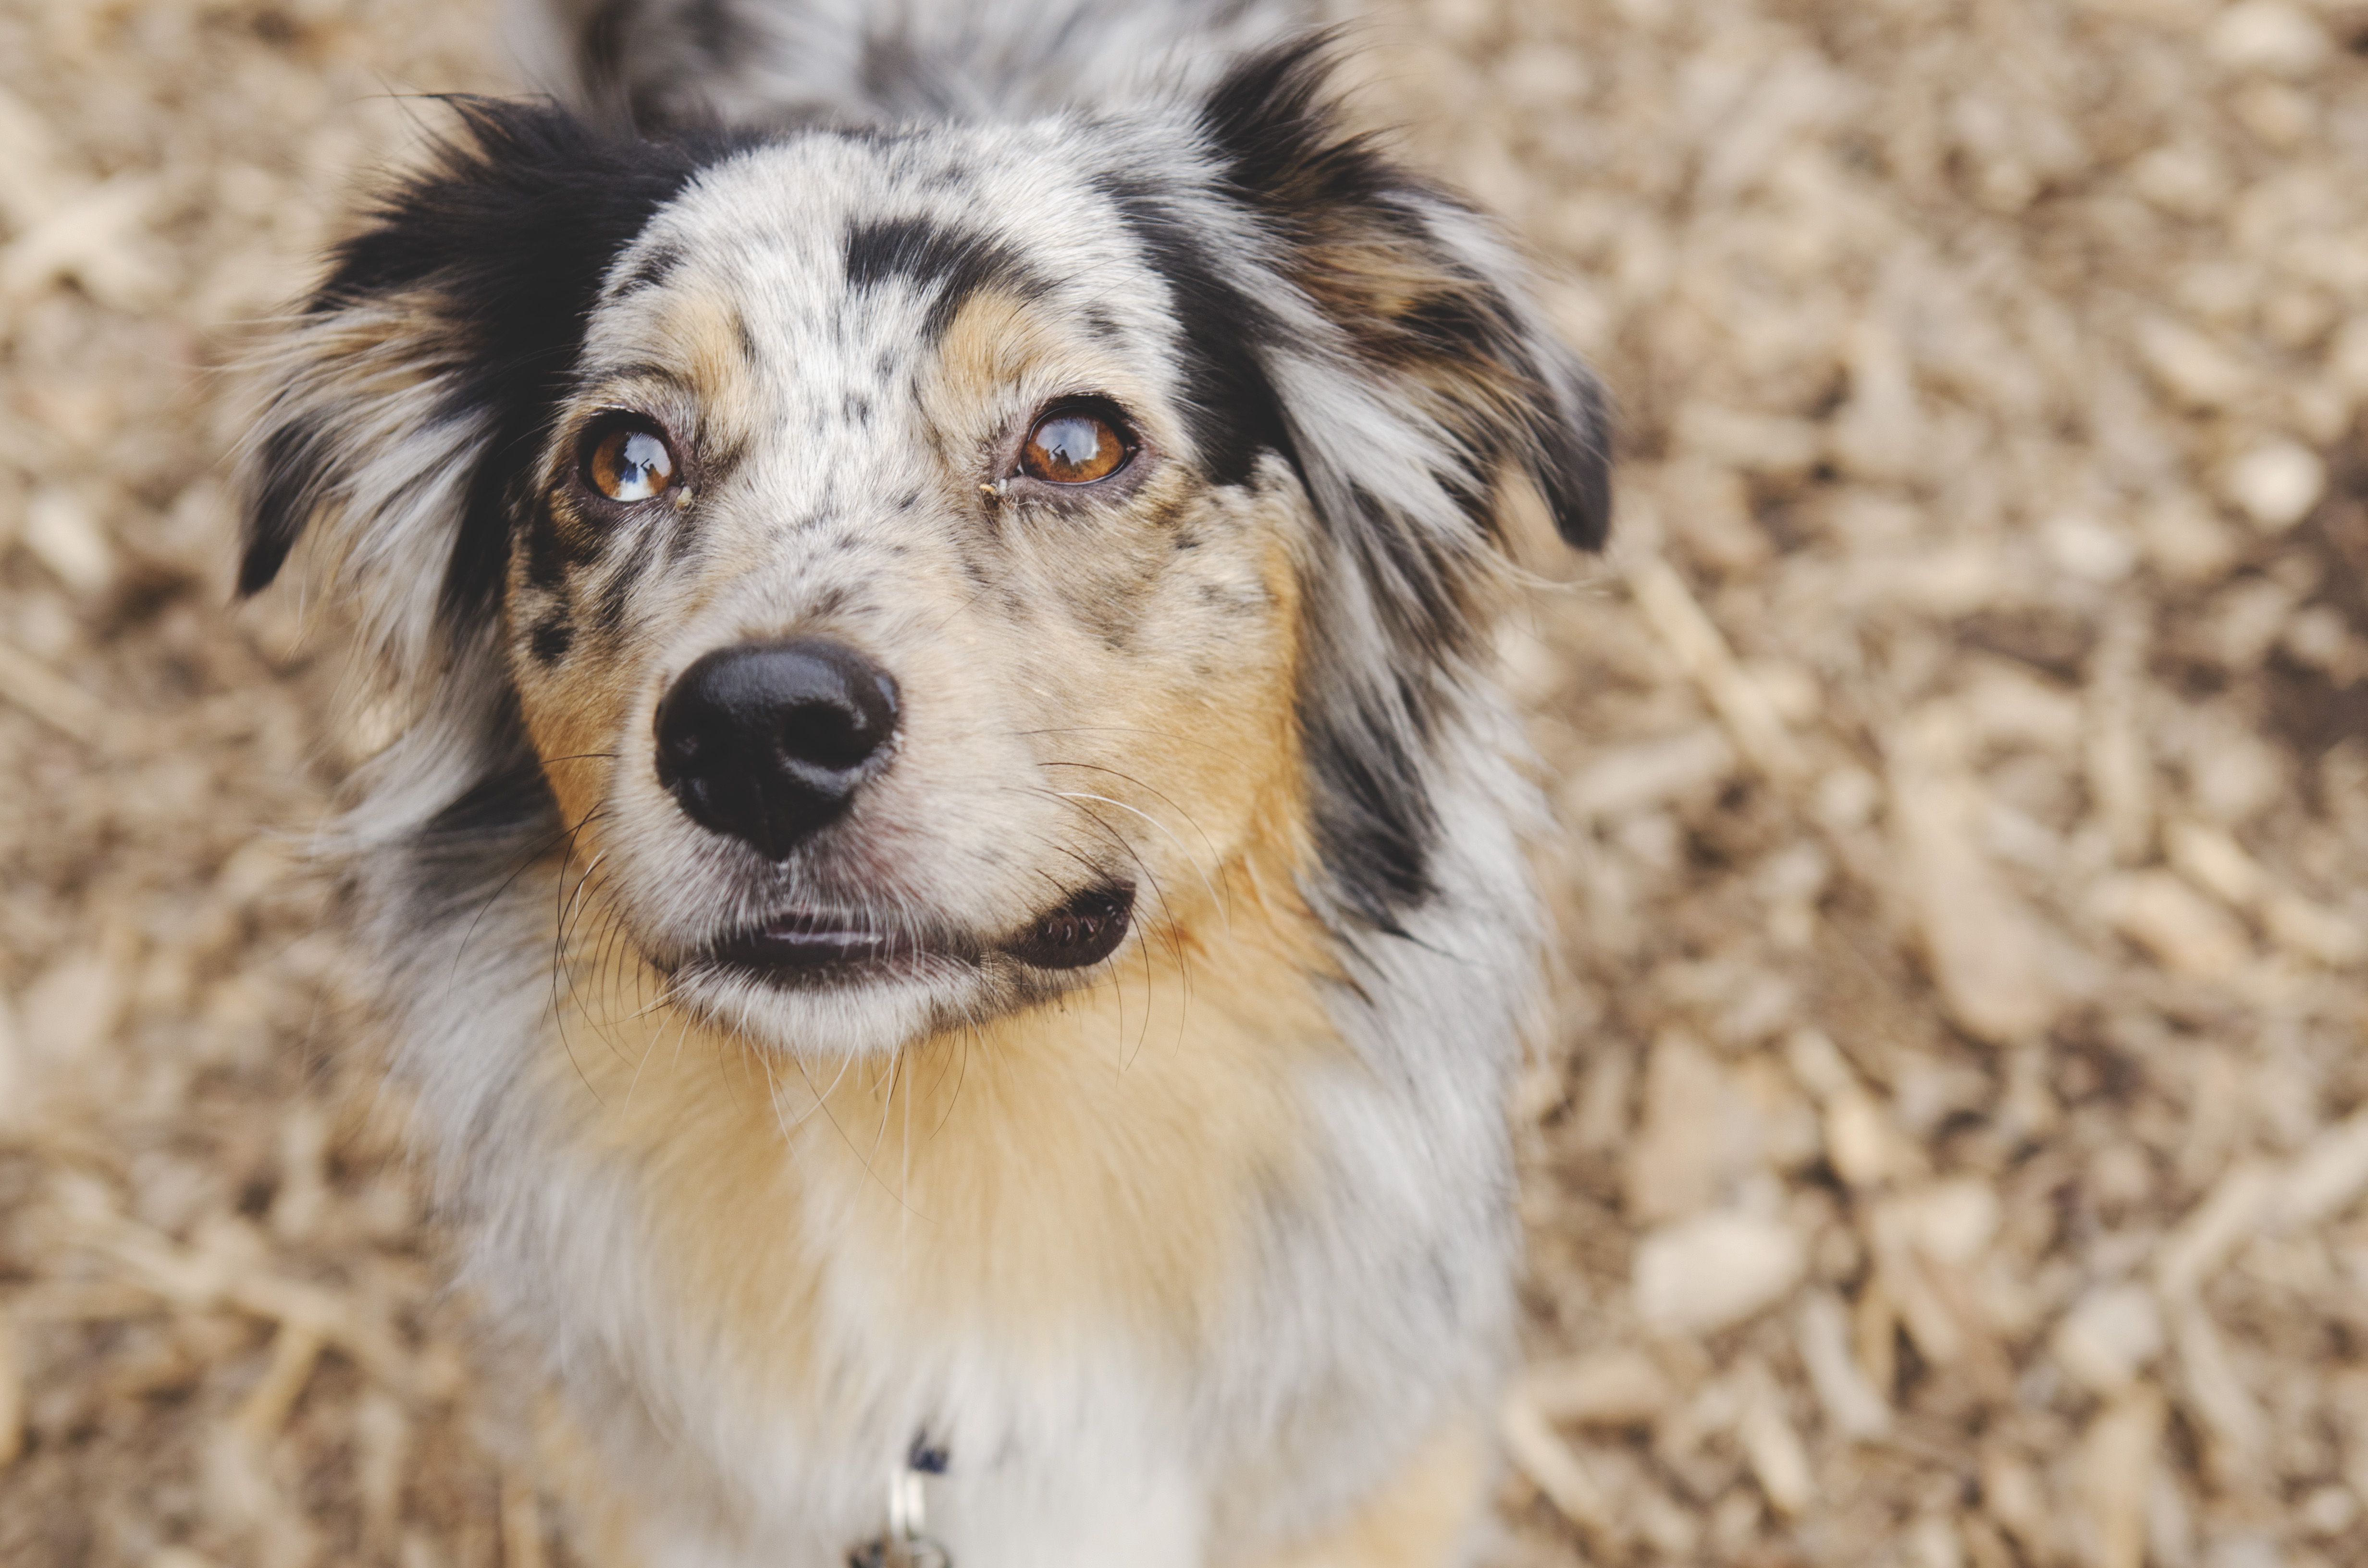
[{"xmin": 243, "ymin": 43, "xmax": 1608, "ymax": 1055}]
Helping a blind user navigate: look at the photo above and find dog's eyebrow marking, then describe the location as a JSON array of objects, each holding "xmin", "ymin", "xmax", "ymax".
[{"xmin": 842, "ymin": 216, "xmax": 1048, "ymax": 340}]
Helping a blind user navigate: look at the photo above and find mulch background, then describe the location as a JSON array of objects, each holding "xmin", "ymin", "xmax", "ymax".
[{"xmin": 3, "ymin": 1, "xmax": 2367, "ymax": 1564}]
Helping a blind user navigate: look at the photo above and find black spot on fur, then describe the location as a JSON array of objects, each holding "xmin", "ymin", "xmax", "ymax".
[
  {"xmin": 842, "ymin": 217, "xmax": 1045, "ymax": 339},
  {"xmin": 593, "ymin": 515, "xmax": 670, "ymax": 637},
  {"xmin": 407, "ymin": 734, "xmax": 560, "ymax": 904},
  {"xmin": 529, "ymin": 611, "xmax": 575, "ymax": 664},
  {"xmin": 1095, "ymin": 173, "xmax": 1294, "ymax": 490},
  {"xmin": 241, "ymin": 99, "xmax": 751, "ymax": 617},
  {"xmin": 523, "ymin": 510, "xmax": 573, "ymax": 592},
  {"xmin": 612, "ymin": 242, "xmax": 684, "ymax": 296},
  {"xmin": 241, "ymin": 417, "xmax": 334, "ymax": 594}
]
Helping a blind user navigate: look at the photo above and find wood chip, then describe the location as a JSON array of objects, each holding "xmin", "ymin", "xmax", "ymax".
[
  {"xmin": 2092, "ymin": 871, "xmax": 2253, "ymax": 980},
  {"xmin": 1520, "ymin": 1347, "xmax": 1672, "ymax": 1427},
  {"xmin": 1736, "ymin": 1366, "xmax": 1815, "ymax": 1516},
  {"xmin": 0, "ymin": 638, "xmax": 109, "ymax": 747},
  {"xmin": 2168, "ymin": 819, "xmax": 2368, "ymax": 967},
  {"xmin": 2166, "ymin": 1298, "xmax": 2268, "ymax": 1467},
  {"xmin": 1499, "ymin": 1384, "xmax": 1616, "ymax": 1535},
  {"xmin": 234, "ymin": 1322, "xmax": 326, "ymax": 1442},
  {"xmin": 1559, "ymin": 725, "xmax": 1736, "ymax": 821},
  {"xmin": 1889, "ymin": 745, "xmax": 2061, "ymax": 1043},
  {"xmin": 1625, "ymin": 1030, "xmax": 1745, "ymax": 1224},
  {"xmin": 1797, "ymin": 1290, "xmax": 1891, "ymax": 1440},
  {"xmin": 2086, "ymin": 607, "xmax": 2154, "ymax": 864},
  {"xmin": 85, "ymin": 1212, "xmax": 410, "ymax": 1392},
  {"xmin": 0, "ymin": 171, "xmax": 165, "ymax": 308},
  {"xmin": 0, "ymin": 1308, "xmax": 22, "ymax": 1470},
  {"xmin": 2156, "ymin": 1164, "xmax": 2278, "ymax": 1297},
  {"xmin": 2275, "ymin": 1111, "xmax": 2368, "ymax": 1231},
  {"xmin": 2053, "ymin": 1284, "xmax": 2165, "ymax": 1396},
  {"xmin": 1633, "ymin": 1210, "xmax": 1807, "ymax": 1336},
  {"xmin": 1623, "ymin": 551, "xmax": 1808, "ymax": 783},
  {"xmin": 2082, "ymin": 1389, "xmax": 2166, "ymax": 1568}
]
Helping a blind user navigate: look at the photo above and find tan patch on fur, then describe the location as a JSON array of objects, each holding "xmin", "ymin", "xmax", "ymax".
[
  {"xmin": 930, "ymin": 286, "xmax": 1049, "ymax": 413},
  {"xmin": 537, "ymin": 814, "xmax": 1334, "ymax": 1407},
  {"xmin": 651, "ymin": 284, "xmax": 761, "ymax": 406},
  {"xmin": 925, "ymin": 286, "xmax": 1179, "ymax": 457},
  {"xmin": 531, "ymin": 1393, "xmax": 655, "ymax": 1568},
  {"xmin": 508, "ymin": 280, "xmax": 766, "ymax": 829},
  {"xmin": 1245, "ymin": 1417, "xmax": 1491, "ymax": 1568}
]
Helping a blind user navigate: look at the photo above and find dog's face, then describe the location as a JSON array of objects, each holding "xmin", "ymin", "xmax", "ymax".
[
  {"xmin": 507, "ymin": 133, "xmax": 1312, "ymax": 1050},
  {"xmin": 243, "ymin": 47, "xmax": 1608, "ymax": 1055}
]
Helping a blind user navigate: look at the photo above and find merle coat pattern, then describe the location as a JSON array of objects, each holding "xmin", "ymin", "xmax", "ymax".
[{"xmin": 241, "ymin": 2, "xmax": 1609, "ymax": 1562}]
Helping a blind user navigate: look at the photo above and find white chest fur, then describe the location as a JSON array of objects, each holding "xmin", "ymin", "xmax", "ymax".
[{"xmin": 370, "ymin": 740, "xmax": 1538, "ymax": 1568}]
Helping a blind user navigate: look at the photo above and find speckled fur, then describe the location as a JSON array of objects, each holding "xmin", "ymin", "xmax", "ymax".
[{"xmin": 238, "ymin": 5, "xmax": 1609, "ymax": 1564}]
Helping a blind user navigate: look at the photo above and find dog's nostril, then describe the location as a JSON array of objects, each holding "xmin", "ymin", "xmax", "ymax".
[
  {"xmin": 654, "ymin": 639, "xmax": 900, "ymax": 859},
  {"xmin": 778, "ymin": 697, "xmax": 881, "ymax": 773}
]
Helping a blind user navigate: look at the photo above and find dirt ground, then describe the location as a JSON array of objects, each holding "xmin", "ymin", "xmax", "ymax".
[{"xmin": 4, "ymin": 0, "xmax": 2368, "ymax": 1564}]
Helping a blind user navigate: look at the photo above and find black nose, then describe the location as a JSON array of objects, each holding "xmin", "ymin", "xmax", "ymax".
[{"xmin": 654, "ymin": 639, "xmax": 900, "ymax": 858}]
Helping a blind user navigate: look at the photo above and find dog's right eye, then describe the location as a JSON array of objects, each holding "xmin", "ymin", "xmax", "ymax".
[{"xmin": 583, "ymin": 420, "xmax": 678, "ymax": 502}]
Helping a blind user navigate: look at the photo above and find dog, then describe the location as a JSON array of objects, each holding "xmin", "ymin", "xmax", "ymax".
[{"xmin": 238, "ymin": 1, "xmax": 1609, "ymax": 1561}]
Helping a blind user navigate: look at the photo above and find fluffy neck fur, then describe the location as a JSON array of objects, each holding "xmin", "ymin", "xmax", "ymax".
[{"xmin": 358, "ymin": 687, "xmax": 1538, "ymax": 1565}]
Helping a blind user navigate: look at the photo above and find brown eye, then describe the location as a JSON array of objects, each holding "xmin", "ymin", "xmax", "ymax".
[
  {"xmin": 585, "ymin": 421, "xmax": 677, "ymax": 502},
  {"xmin": 1018, "ymin": 407, "xmax": 1130, "ymax": 485}
]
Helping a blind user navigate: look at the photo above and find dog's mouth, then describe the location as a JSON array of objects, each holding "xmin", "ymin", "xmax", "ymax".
[{"xmin": 702, "ymin": 882, "xmax": 1135, "ymax": 986}]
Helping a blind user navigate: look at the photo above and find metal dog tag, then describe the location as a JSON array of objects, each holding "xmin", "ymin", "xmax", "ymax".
[
  {"xmin": 846, "ymin": 1535, "xmax": 950, "ymax": 1568},
  {"xmin": 846, "ymin": 1432, "xmax": 953, "ymax": 1568}
]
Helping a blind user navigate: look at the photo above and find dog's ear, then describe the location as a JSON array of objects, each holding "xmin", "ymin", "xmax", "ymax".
[
  {"xmin": 1198, "ymin": 39, "xmax": 1611, "ymax": 554},
  {"xmin": 1176, "ymin": 42, "xmax": 1612, "ymax": 934},
  {"xmin": 240, "ymin": 99, "xmax": 708, "ymax": 684}
]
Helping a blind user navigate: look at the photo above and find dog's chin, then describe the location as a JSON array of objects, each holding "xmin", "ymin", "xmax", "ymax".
[
  {"xmin": 666, "ymin": 958, "xmax": 981, "ymax": 1057},
  {"xmin": 659, "ymin": 883, "xmax": 1136, "ymax": 1057}
]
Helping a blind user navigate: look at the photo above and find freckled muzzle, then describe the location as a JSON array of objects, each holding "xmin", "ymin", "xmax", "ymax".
[{"xmin": 654, "ymin": 638, "xmax": 900, "ymax": 859}]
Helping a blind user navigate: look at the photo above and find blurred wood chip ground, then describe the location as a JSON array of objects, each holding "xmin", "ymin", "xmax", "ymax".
[{"xmin": 4, "ymin": 0, "xmax": 2368, "ymax": 1564}]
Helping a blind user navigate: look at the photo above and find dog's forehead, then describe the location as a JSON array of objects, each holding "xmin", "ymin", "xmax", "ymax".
[{"xmin": 584, "ymin": 124, "xmax": 1184, "ymax": 373}]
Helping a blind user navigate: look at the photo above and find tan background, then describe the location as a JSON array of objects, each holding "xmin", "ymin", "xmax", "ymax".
[{"xmin": 3, "ymin": 0, "xmax": 2367, "ymax": 1564}]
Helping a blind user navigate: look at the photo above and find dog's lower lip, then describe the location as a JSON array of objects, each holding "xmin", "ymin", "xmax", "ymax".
[
  {"xmin": 702, "ymin": 883, "xmax": 1136, "ymax": 984},
  {"xmin": 708, "ymin": 910, "xmax": 904, "ymax": 974}
]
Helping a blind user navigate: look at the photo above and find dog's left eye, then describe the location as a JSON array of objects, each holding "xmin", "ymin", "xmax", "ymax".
[
  {"xmin": 1018, "ymin": 406, "xmax": 1131, "ymax": 485},
  {"xmin": 584, "ymin": 420, "xmax": 678, "ymax": 502}
]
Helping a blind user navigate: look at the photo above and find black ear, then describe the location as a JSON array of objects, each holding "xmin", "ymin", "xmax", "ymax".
[
  {"xmin": 239, "ymin": 99, "xmax": 718, "ymax": 653},
  {"xmin": 1199, "ymin": 39, "xmax": 1612, "ymax": 552}
]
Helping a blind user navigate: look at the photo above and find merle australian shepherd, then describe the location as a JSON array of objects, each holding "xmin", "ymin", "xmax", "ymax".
[{"xmin": 238, "ymin": 0, "xmax": 1610, "ymax": 1560}]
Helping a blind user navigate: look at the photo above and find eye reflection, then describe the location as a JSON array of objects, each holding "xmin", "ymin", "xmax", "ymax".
[
  {"xmin": 586, "ymin": 422, "xmax": 678, "ymax": 502},
  {"xmin": 1019, "ymin": 409, "xmax": 1128, "ymax": 485}
]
